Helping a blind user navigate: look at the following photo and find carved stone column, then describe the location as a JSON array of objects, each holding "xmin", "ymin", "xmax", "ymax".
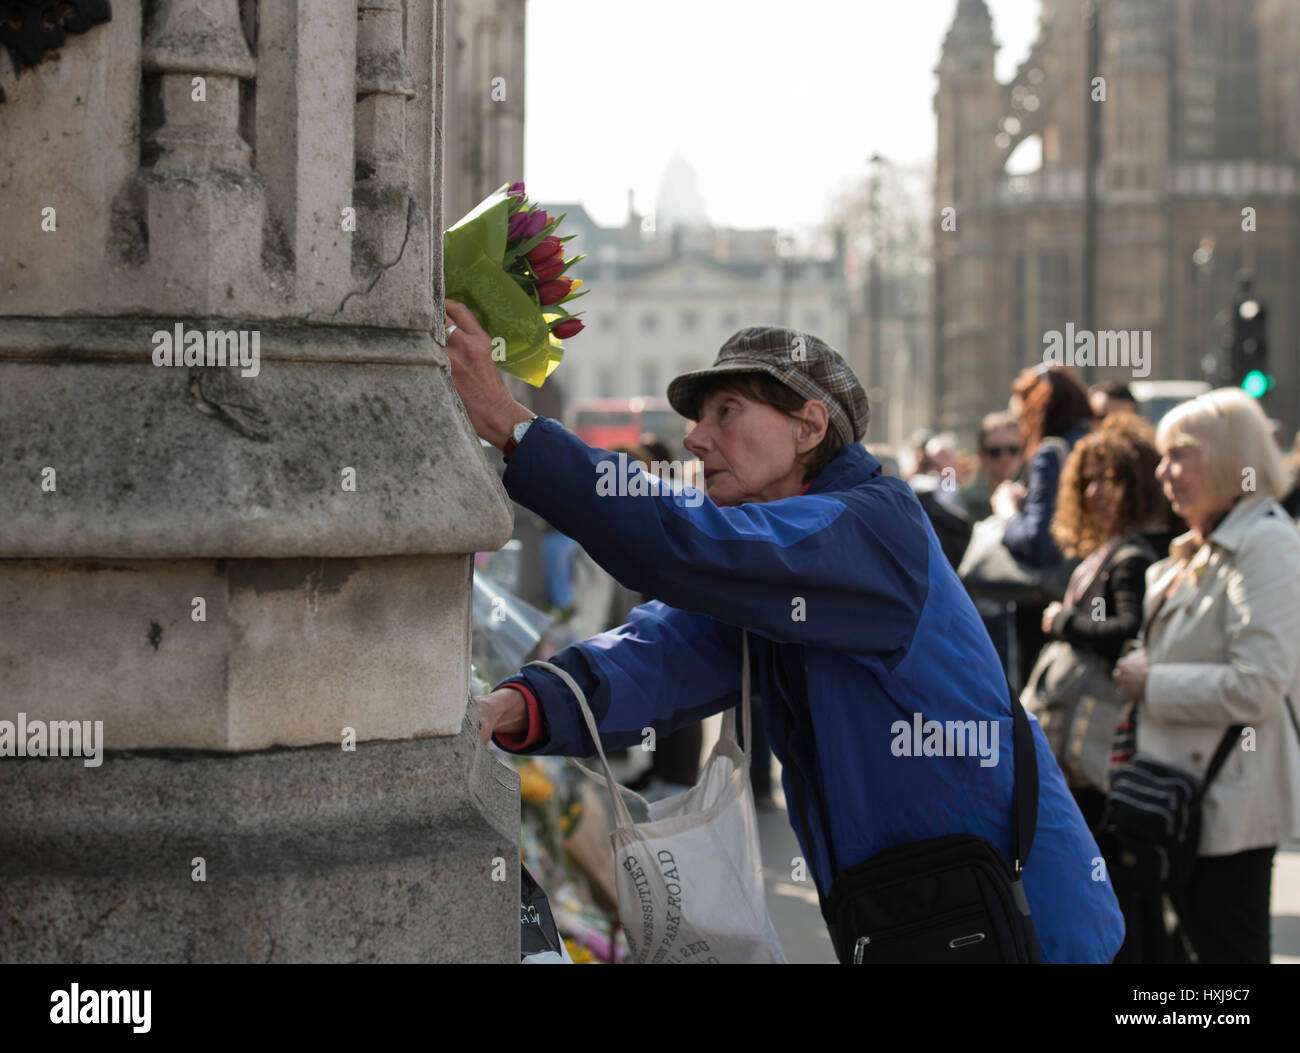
[
  {"xmin": 354, "ymin": 0, "xmax": 416, "ymax": 273},
  {"xmin": 0, "ymin": 0, "xmax": 519, "ymax": 963}
]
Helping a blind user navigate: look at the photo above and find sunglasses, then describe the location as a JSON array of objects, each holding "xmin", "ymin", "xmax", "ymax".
[{"xmin": 982, "ymin": 445, "xmax": 1020, "ymax": 457}]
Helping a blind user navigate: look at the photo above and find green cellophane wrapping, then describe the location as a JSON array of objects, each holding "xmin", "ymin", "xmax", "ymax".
[{"xmin": 443, "ymin": 188, "xmax": 565, "ymax": 388}]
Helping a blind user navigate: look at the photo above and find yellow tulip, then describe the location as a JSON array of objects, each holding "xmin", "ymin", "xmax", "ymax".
[{"xmin": 518, "ymin": 763, "xmax": 553, "ymax": 805}]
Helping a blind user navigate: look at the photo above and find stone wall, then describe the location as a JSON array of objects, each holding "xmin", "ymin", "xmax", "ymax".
[{"xmin": 0, "ymin": 0, "xmax": 521, "ymax": 962}]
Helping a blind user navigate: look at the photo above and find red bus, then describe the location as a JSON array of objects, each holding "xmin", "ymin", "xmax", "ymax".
[{"xmin": 569, "ymin": 397, "xmax": 690, "ymax": 458}]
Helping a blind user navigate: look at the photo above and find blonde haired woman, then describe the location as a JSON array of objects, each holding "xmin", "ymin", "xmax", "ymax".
[{"xmin": 1112, "ymin": 388, "xmax": 1300, "ymax": 963}]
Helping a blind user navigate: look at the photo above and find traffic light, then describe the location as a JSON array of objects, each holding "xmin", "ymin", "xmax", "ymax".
[
  {"xmin": 1241, "ymin": 369, "xmax": 1273, "ymax": 398},
  {"xmin": 1230, "ymin": 276, "xmax": 1273, "ymax": 399}
]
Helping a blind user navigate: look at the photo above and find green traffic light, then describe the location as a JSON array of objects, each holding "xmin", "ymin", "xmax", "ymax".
[{"xmin": 1241, "ymin": 370, "xmax": 1274, "ymax": 398}]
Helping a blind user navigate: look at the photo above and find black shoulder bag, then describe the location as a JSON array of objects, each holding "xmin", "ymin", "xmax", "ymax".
[
  {"xmin": 1093, "ymin": 724, "xmax": 1243, "ymax": 894},
  {"xmin": 792, "ymin": 680, "xmax": 1042, "ymax": 964},
  {"xmin": 1098, "ymin": 693, "xmax": 1299, "ymax": 893}
]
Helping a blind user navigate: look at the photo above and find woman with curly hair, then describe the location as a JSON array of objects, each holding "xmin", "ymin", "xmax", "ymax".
[
  {"xmin": 1039, "ymin": 414, "xmax": 1175, "ymax": 820},
  {"xmin": 1030, "ymin": 415, "xmax": 1177, "ymax": 963}
]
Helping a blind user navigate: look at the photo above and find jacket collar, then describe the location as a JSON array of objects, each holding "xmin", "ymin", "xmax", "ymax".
[
  {"xmin": 804, "ymin": 442, "xmax": 880, "ymax": 497},
  {"xmin": 1169, "ymin": 493, "xmax": 1278, "ymax": 560}
]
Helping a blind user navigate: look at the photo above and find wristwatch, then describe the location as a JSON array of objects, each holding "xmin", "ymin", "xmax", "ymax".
[{"xmin": 502, "ymin": 416, "xmax": 537, "ymax": 463}]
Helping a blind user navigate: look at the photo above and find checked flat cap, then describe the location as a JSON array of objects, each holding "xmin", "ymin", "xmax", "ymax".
[{"xmin": 667, "ymin": 327, "xmax": 870, "ymax": 446}]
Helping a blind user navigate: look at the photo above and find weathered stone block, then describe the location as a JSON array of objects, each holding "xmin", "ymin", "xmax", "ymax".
[{"xmin": 0, "ymin": 720, "xmax": 521, "ymax": 963}]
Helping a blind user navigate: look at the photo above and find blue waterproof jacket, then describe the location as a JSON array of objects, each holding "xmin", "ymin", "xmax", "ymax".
[{"xmin": 495, "ymin": 416, "xmax": 1125, "ymax": 963}]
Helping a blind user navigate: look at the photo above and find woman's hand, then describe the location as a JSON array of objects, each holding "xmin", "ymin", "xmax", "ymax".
[
  {"xmin": 443, "ymin": 299, "xmax": 533, "ymax": 448},
  {"xmin": 991, "ymin": 480, "xmax": 1026, "ymax": 521},
  {"xmin": 1113, "ymin": 647, "xmax": 1151, "ymax": 703},
  {"xmin": 1041, "ymin": 601, "xmax": 1063, "ymax": 636},
  {"xmin": 475, "ymin": 686, "xmax": 530, "ymax": 745}
]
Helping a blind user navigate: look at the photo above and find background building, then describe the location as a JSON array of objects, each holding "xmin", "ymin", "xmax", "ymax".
[
  {"xmin": 933, "ymin": 0, "xmax": 1300, "ymax": 439},
  {"xmin": 541, "ymin": 172, "xmax": 851, "ymax": 412},
  {"xmin": 444, "ymin": 0, "xmax": 527, "ymax": 226}
]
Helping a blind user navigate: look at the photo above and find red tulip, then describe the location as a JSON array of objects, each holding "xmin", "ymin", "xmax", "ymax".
[
  {"xmin": 552, "ymin": 318, "xmax": 584, "ymax": 339},
  {"xmin": 532, "ymin": 255, "xmax": 566, "ymax": 281},
  {"xmin": 526, "ymin": 236, "xmax": 562, "ymax": 264},
  {"xmin": 537, "ymin": 278, "xmax": 573, "ymax": 305}
]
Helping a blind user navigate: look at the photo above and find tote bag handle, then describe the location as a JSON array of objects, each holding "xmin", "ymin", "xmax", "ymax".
[{"xmin": 524, "ymin": 630, "xmax": 754, "ymax": 826}]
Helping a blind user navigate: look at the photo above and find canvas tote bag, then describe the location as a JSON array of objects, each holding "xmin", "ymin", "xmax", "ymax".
[{"xmin": 524, "ymin": 630, "xmax": 786, "ymax": 964}]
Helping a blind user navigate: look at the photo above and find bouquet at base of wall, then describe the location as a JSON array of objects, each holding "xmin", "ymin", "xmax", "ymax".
[{"xmin": 443, "ymin": 180, "xmax": 586, "ymax": 387}]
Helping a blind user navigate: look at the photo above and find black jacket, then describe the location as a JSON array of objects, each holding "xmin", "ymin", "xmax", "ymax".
[{"xmin": 1046, "ymin": 534, "xmax": 1159, "ymax": 669}]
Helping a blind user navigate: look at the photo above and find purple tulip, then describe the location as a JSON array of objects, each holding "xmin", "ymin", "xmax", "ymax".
[
  {"xmin": 507, "ymin": 210, "xmax": 531, "ymax": 241},
  {"xmin": 521, "ymin": 210, "xmax": 548, "ymax": 240},
  {"xmin": 508, "ymin": 181, "xmax": 525, "ymax": 196}
]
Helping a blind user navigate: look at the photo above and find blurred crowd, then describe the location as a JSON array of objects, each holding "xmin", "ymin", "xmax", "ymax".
[{"xmin": 888, "ymin": 368, "xmax": 1300, "ymax": 963}]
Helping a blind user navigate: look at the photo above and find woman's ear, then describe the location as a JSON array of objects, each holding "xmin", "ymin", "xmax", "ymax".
[{"xmin": 796, "ymin": 400, "xmax": 830, "ymax": 452}]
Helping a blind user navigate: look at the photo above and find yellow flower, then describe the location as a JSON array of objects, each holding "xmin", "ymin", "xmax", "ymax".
[
  {"xmin": 565, "ymin": 938, "xmax": 595, "ymax": 964},
  {"xmin": 518, "ymin": 763, "xmax": 553, "ymax": 805}
]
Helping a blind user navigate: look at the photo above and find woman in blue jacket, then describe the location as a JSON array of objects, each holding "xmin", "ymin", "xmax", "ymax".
[
  {"xmin": 993, "ymin": 365, "xmax": 1094, "ymax": 688},
  {"xmin": 445, "ymin": 300, "xmax": 1124, "ymax": 963}
]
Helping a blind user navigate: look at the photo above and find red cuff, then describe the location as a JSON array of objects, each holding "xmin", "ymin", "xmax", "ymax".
[{"xmin": 493, "ymin": 682, "xmax": 543, "ymax": 750}]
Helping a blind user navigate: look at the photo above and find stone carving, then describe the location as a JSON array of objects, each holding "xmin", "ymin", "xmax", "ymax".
[
  {"xmin": 0, "ymin": 0, "xmax": 112, "ymax": 101},
  {"xmin": 353, "ymin": 0, "xmax": 416, "ymax": 273},
  {"xmin": 141, "ymin": 0, "xmax": 255, "ymax": 173}
]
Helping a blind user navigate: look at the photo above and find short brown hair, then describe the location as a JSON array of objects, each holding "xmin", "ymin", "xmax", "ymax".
[
  {"xmin": 689, "ymin": 371, "xmax": 845, "ymax": 484},
  {"xmin": 1051, "ymin": 414, "xmax": 1170, "ymax": 558},
  {"xmin": 977, "ymin": 410, "xmax": 1018, "ymax": 452}
]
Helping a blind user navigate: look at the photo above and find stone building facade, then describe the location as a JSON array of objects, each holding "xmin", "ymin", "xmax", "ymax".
[
  {"xmin": 934, "ymin": 0, "xmax": 1300, "ymax": 439},
  {"xmin": 542, "ymin": 202, "xmax": 851, "ymax": 412},
  {"xmin": 1, "ymin": 0, "xmax": 519, "ymax": 962}
]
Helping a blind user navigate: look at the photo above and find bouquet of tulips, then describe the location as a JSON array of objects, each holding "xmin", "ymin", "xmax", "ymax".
[{"xmin": 443, "ymin": 181, "xmax": 586, "ymax": 387}]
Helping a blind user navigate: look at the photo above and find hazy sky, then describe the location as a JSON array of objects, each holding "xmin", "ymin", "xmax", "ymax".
[{"xmin": 524, "ymin": 0, "xmax": 1040, "ymax": 233}]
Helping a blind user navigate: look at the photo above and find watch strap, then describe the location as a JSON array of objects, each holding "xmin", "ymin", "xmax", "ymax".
[{"xmin": 502, "ymin": 416, "xmax": 536, "ymax": 463}]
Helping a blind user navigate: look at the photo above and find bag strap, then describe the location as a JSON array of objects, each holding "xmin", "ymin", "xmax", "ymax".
[
  {"xmin": 1196, "ymin": 695, "xmax": 1299, "ymax": 796},
  {"xmin": 795, "ymin": 674, "xmax": 1039, "ymax": 891},
  {"xmin": 1009, "ymin": 680, "xmax": 1039, "ymax": 873},
  {"xmin": 525, "ymin": 659, "xmax": 642, "ymax": 829},
  {"xmin": 1199, "ymin": 723, "xmax": 1246, "ymax": 800},
  {"xmin": 727, "ymin": 630, "xmax": 753, "ymax": 764},
  {"xmin": 1195, "ymin": 674, "xmax": 1299, "ymax": 794},
  {"xmin": 523, "ymin": 628, "xmax": 754, "ymax": 826}
]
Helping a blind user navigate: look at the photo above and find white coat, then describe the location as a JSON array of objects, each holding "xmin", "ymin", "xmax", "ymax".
[{"xmin": 1139, "ymin": 494, "xmax": 1300, "ymax": 856}]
